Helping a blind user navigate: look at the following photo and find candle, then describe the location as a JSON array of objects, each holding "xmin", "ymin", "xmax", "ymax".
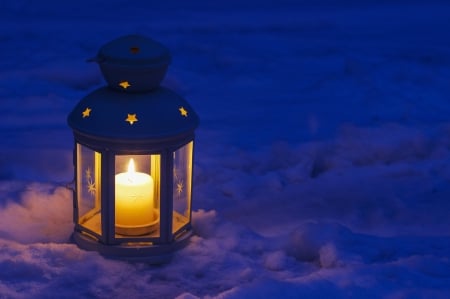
[{"xmin": 115, "ymin": 158, "xmax": 154, "ymax": 228}]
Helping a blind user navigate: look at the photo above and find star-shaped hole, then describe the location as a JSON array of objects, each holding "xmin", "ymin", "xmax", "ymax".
[
  {"xmin": 82, "ymin": 107, "xmax": 92, "ymax": 118},
  {"xmin": 125, "ymin": 113, "xmax": 138, "ymax": 125},
  {"xmin": 179, "ymin": 107, "xmax": 188, "ymax": 117},
  {"xmin": 119, "ymin": 81, "xmax": 131, "ymax": 89}
]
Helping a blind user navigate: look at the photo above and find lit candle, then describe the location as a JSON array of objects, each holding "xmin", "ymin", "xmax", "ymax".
[{"xmin": 115, "ymin": 159, "xmax": 154, "ymax": 228}]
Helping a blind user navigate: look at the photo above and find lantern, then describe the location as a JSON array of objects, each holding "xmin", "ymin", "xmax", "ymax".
[{"xmin": 67, "ymin": 35, "xmax": 199, "ymax": 263}]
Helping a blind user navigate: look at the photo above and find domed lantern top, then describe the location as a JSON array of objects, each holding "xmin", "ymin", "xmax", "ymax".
[
  {"xmin": 67, "ymin": 87, "xmax": 199, "ymax": 143},
  {"xmin": 92, "ymin": 34, "xmax": 172, "ymax": 92},
  {"xmin": 68, "ymin": 34, "xmax": 199, "ymax": 144}
]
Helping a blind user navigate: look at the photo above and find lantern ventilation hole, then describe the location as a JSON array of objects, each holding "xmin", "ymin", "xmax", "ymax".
[
  {"xmin": 179, "ymin": 107, "xmax": 188, "ymax": 117},
  {"xmin": 82, "ymin": 107, "xmax": 92, "ymax": 118},
  {"xmin": 119, "ymin": 81, "xmax": 131, "ymax": 89},
  {"xmin": 130, "ymin": 46, "xmax": 140, "ymax": 54},
  {"xmin": 125, "ymin": 113, "xmax": 138, "ymax": 125}
]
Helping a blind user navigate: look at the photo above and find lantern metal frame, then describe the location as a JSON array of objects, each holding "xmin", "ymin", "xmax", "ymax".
[
  {"xmin": 67, "ymin": 35, "xmax": 199, "ymax": 263},
  {"xmin": 71, "ymin": 132, "xmax": 195, "ymax": 262}
]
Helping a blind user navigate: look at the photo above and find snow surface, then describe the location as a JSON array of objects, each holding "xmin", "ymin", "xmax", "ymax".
[{"xmin": 1, "ymin": 0, "xmax": 450, "ymax": 298}]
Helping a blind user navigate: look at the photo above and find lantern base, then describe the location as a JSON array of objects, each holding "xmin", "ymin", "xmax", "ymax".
[{"xmin": 72, "ymin": 229, "xmax": 192, "ymax": 264}]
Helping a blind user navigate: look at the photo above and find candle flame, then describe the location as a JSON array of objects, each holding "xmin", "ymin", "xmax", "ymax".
[
  {"xmin": 127, "ymin": 158, "xmax": 136, "ymax": 174},
  {"xmin": 127, "ymin": 158, "xmax": 136, "ymax": 182}
]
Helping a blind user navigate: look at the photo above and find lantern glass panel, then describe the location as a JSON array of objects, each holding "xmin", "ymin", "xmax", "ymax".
[
  {"xmin": 114, "ymin": 154, "xmax": 161, "ymax": 238},
  {"xmin": 172, "ymin": 141, "xmax": 193, "ymax": 234},
  {"xmin": 76, "ymin": 144, "xmax": 102, "ymax": 235}
]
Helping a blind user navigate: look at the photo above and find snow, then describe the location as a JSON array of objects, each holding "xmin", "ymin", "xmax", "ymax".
[{"xmin": 1, "ymin": 0, "xmax": 450, "ymax": 298}]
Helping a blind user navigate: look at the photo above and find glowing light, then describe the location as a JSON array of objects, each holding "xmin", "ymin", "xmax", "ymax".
[
  {"xmin": 179, "ymin": 107, "xmax": 188, "ymax": 117},
  {"xmin": 115, "ymin": 158, "xmax": 155, "ymax": 228},
  {"xmin": 125, "ymin": 113, "xmax": 138, "ymax": 125},
  {"xmin": 119, "ymin": 81, "xmax": 131, "ymax": 89},
  {"xmin": 127, "ymin": 158, "xmax": 136, "ymax": 175},
  {"xmin": 82, "ymin": 107, "xmax": 92, "ymax": 118}
]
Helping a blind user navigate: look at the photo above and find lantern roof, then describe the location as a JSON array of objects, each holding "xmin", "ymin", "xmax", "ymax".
[
  {"xmin": 94, "ymin": 34, "xmax": 171, "ymax": 67},
  {"xmin": 91, "ymin": 35, "xmax": 172, "ymax": 92},
  {"xmin": 67, "ymin": 87, "xmax": 199, "ymax": 141}
]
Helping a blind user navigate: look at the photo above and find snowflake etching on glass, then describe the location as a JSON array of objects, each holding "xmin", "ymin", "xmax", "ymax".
[
  {"xmin": 173, "ymin": 165, "xmax": 184, "ymax": 200},
  {"xmin": 176, "ymin": 180, "xmax": 184, "ymax": 198},
  {"xmin": 85, "ymin": 167, "xmax": 96, "ymax": 196}
]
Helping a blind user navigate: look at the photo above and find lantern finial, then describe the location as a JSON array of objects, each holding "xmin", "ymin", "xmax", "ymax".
[{"xmin": 92, "ymin": 34, "xmax": 171, "ymax": 92}]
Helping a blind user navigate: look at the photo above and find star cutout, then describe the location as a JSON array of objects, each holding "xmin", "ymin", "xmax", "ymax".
[
  {"xmin": 82, "ymin": 107, "xmax": 92, "ymax": 118},
  {"xmin": 179, "ymin": 107, "xmax": 188, "ymax": 117},
  {"xmin": 119, "ymin": 81, "xmax": 131, "ymax": 89},
  {"xmin": 125, "ymin": 113, "xmax": 138, "ymax": 125}
]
